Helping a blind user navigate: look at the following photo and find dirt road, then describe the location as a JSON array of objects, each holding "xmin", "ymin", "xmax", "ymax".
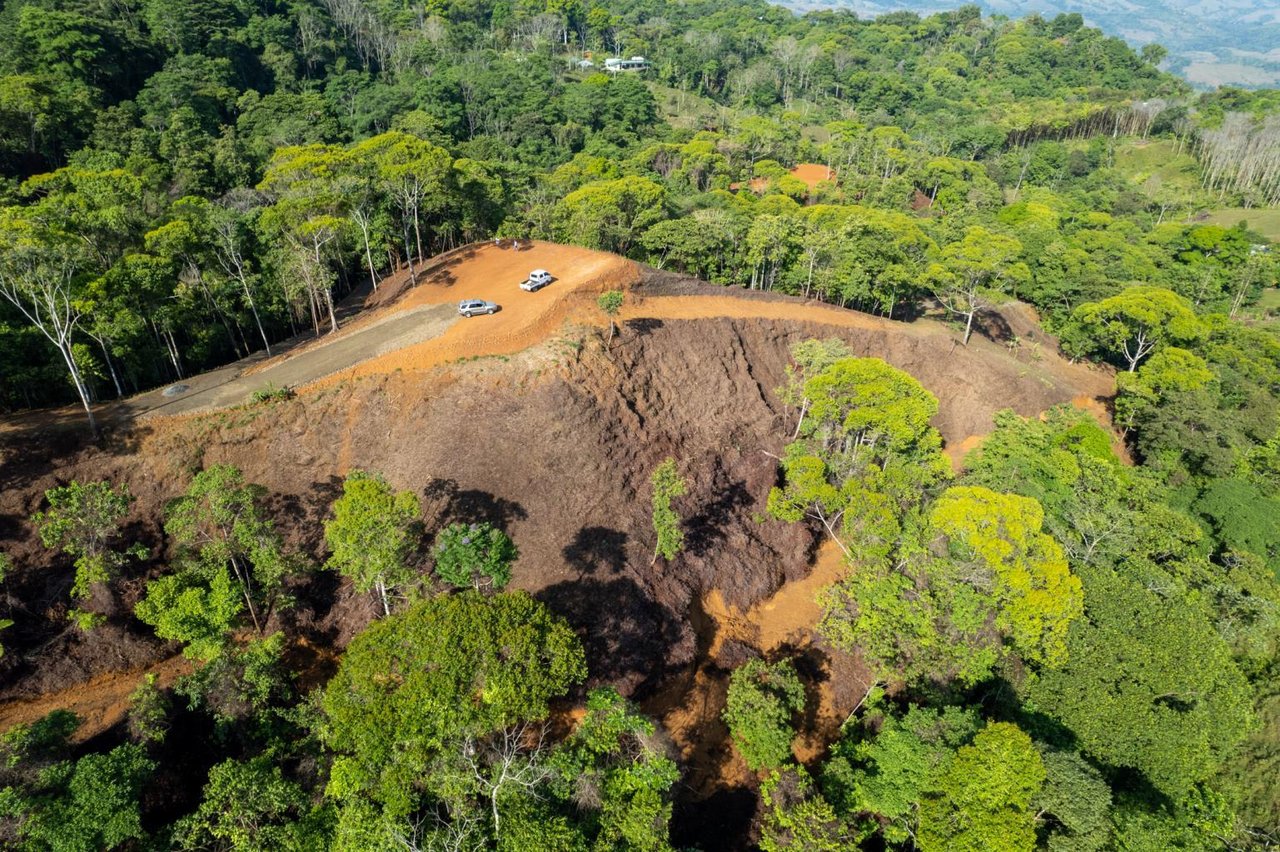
[
  {"xmin": 12, "ymin": 241, "xmax": 635, "ymax": 425},
  {"xmin": 126, "ymin": 304, "xmax": 457, "ymax": 418}
]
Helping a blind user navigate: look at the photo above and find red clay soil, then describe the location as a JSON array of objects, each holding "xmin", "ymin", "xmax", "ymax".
[
  {"xmin": 0, "ymin": 244, "xmax": 1115, "ymax": 850},
  {"xmin": 788, "ymin": 163, "xmax": 836, "ymax": 190},
  {"xmin": 0, "ymin": 655, "xmax": 189, "ymax": 742},
  {"xmin": 733, "ymin": 163, "xmax": 837, "ymax": 194}
]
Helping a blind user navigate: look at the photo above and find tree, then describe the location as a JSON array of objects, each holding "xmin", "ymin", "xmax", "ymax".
[
  {"xmin": 1, "ymin": 743, "xmax": 154, "ymax": 852},
  {"xmin": 932, "ymin": 227, "xmax": 1028, "ymax": 346},
  {"xmin": 134, "ymin": 567, "xmax": 243, "ymax": 661},
  {"xmin": 776, "ymin": 338, "xmax": 853, "ymax": 439},
  {"xmin": 724, "ymin": 658, "xmax": 806, "ymax": 772},
  {"xmin": 768, "ymin": 357, "xmax": 948, "ymax": 554},
  {"xmin": 0, "ymin": 210, "xmax": 97, "ymax": 432},
  {"xmin": 325, "ymin": 470, "xmax": 422, "ymax": 615},
  {"xmin": 758, "ymin": 768, "xmax": 847, "ymax": 852},
  {"xmin": 34, "ymin": 480, "xmax": 145, "ymax": 624},
  {"xmin": 917, "ymin": 722, "xmax": 1046, "ymax": 852},
  {"xmin": 321, "ymin": 591, "xmax": 586, "ymax": 832},
  {"xmin": 822, "ymin": 702, "xmax": 980, "ymax": 845},
  {"xmin": 597, "ymin": 289, "xmax": 624, "ymax": 345},
  {"xmin": 1026, "ymin": 568, "xmax": 1253, "ymax": 798},
  {"xmin": 649, "ymin": 458, "xmax": 687, "ymax": 566},
  {"xmin": 549, "ymin": 687, "xmax": 679, "ymax": 852},
  {"xmin": 432, "ymin": 522, "xmax": 517, "ymax": 592},
  {"xmin": 172, "ymin": 757, "xmax": 326, "ymax": 851},
  {"xmin": 1063, "ymin": 286, "xmax": 1205, "ymax": 372},
  {"xmin": 126, "ymin": 673, "xmax": 170, "ymax": 747},
  {"xmin": 161, "ymin": 465, "xmax": 294, "ymax": 635},
  {"xmin": 557, "ymin": 176, "xmax": 666, "ymax": 254},
  {"xmin": 1033, "ymin": 748, "xmax": 1112, "ymax": 852},
  {"xmin": 928, "ymin": 486, "xmax": 1083, "ymax": 668}
]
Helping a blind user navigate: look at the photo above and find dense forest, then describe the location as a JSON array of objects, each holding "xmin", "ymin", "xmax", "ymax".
[{"xmin": 2, "ymin": 0, "xmax": 1280, "ymax": 849}]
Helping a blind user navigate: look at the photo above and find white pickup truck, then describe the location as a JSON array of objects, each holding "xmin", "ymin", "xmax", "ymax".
[{"xmin": 519, "ymin": 269, "xmax": 553, "ymax": 292}]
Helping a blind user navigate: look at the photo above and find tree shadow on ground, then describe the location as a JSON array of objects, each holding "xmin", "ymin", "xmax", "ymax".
[
  {"xmin": 671, "ymin": 786, "xmax": 758, "ymax": 852},
  {"xmin": 684, "ymin": 480, "xmax": 753, "ymax": 558},
  {"xmin": 263, "ymin": 475, "xmax": 346, "ymax": 558},
  {"xmin": 421, "ymin": 478, "xmax": 527, "ymax": 532},
  {"xmin": 535, "ymin": 576, "xmax": 682, "ymax": 698},
  {"xmin": 561, "ymin": 526, "xmax": 629, "ymax": 579},
  {"xmin": 624, "ymin": 318, "xmax": 665, "ymax": 339},
  {"xmin": 974, "ymin": 308, "xmax": 1015, "ymax": 344}
]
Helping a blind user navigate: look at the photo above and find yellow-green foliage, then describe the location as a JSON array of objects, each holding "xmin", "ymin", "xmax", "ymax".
[{"xmin": 929, "ymin": 486, "xmax": 1083, "ymax": 668}]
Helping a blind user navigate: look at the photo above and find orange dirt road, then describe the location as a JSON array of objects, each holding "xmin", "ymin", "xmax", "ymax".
[
  {"xmin": 0, "ymin": 655, "xmax": 190, "ymax": 742},
  {"xmin": 311, "ymin": 241, "xmax": 640, "ymax": 384}
]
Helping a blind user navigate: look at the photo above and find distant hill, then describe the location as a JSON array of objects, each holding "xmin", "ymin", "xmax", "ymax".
[{"xmin": 779, "ymin": 0, "xmax": 1280, "ymax": 89}]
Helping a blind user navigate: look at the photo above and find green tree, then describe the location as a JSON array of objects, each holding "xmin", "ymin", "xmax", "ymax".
[
  {"xmin": 649, "ymin": 458, "xmax": 687, "ymax": 566},
  {"xmin": 162, "ymin": 464, "xmax": 295, "ymax": 635},
  {"xmin": 557, "ymin": 176, "xmax": 666, "ymax": 254},
  {"xmin": 932, "ymin": 226, "xmax": 1029, "ymax": 346},
  {"xmin": 928, "ymin": 486, "xmax": 1083, "ymax": 668},
  {"xmin": 768, "ymin": 357, "xmax": 948, "ymax": 553},
  {"xmin": 1033, "ymin": 748, "xmax": 1112, "ymax": 852},
  {"xmin": 321, "ymin": 591, "xmax": 586, "ymax": 829},
  {"xmin": 325, "ymin": 470, "xmax": 422, "ymax": 615},
  {"xmin": 549, "ymin": 687, "xmax": 679, "ymax": 852},
  {"xmin": 432, "ymin": 522, "xmax": 517, "ymax": 592},
  {"xmin": 134, "ymin": 566, "xmax": 243, "ymax": 661},
  {"xmin": 1026, "ymin": 568, "xmax": 1253, "ymax": 798},
  {"xmin": 172, "ymin": 756, "xmax": 327, "ymax": 851},
  {"xmin": 597, "ymin": 289, "xmax": 624, "ymax": 345},
  {"xmin": 724, "ymin": 658, "xmax": 806, "ymax": 772},
  {"xmin": 1063, "ymin": 286, "xmax": 1206, "ymax": 372},
  {"xmin": 1, "ymin": 743, "xmax": 154, "ymax": 852},
  {"xmin": 758, "ymin": 768, "xmax": 848, "ymax": 852},
  {"xmin": 776, "ymin": 338, "xmax": 854, "ymax": 439},
  {"xmin": 34, "ymin": 480, "xmax": 144, "ymax": 623},
  {"xmin": 0, "ymin": 210, "xmax": 98, "ymax": 432},
  {"xmin": 822, "ymin": 702, "xmax": 980, "ymax": 845},
  {"xmin": 917, "ymin": 722, "xmax": 1046, "ymax": 852},
  {"xmin": 126, "ymin": 673, "xmax": 170, "ymax": 746}
]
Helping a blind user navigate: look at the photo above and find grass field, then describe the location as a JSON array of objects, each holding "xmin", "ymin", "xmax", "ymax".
[
  {"xmin": 1200, "ymin": 208, "xmax": 1280, "ymax": 242},
  {"xmin": 1112, "ymin": 139, "xmax": 1203, "ymax": 197},
  {"xmin": 647, "ymin": 82, "xmax": 723, "ymax": 130}
]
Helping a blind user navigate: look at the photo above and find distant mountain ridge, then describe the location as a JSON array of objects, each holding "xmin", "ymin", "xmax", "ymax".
[{"xmin": 778, "ymin": 0, "xmax": 1280, "ymax": 89}]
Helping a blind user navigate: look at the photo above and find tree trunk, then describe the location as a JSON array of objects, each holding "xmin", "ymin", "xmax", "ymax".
[
  {"xmin": 358, "ymin": 216, "xmax": 379, "ymax": 291},
  {"xmin": 98, "ymin": 337, "xmax": 123, "ymax": 398},
  {"xmin": 57, "ymin": 341, "xmax": 98, "ymax": 436}
]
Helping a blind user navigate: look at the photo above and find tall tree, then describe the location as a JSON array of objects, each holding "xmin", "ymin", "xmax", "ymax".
[
  {"xmin": 34, "ymin": 480, "xmax": 145, "ymax": 625},
  {"xmin": 161, "ymin": 465, "xmax": 294, "ymax": 635},
  {"xmin": 1063, "ymin": 286, "xmax": 1206, "ymax": 372},
  {"xmin": 0, "ymin": 210, "xmax": 96, "ymax": 432},
  {"xmin": 724, "ymin": 658, "xmax": 806, "ymax": 772},
  {"xmin": 931, "ymin": 226, "xmax": 1028, "ymax": 346},
  {"xmin": 917, "ymin": 722, "xmax": 1046, "ymax": 852},
  {"xmin": 325, "ymin": 470, "xmax": 421, "ymax": 615},
  {"xmin": 321, "ymin": 591, "xmax": 586, "ymax": 840}
]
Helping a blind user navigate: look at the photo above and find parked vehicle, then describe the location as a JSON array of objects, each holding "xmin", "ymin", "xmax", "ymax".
[
  {"xmin": 520, "ymin": 269, "xmax": 553, "ymax": 292},
  {"xmin": 458, "ymin": 299, "xmax": 498, "ymax": 317}
]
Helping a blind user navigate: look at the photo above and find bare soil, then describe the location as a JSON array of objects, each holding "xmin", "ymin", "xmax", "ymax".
[{"xmin": 0, "ymin": 243, "xmax": 1115, "ymax": 849}]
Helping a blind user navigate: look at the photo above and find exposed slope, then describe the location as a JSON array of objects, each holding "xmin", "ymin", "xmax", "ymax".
[{"xmin": 0, "ymin": 245, "xmax": 1115, "ymax": 849}]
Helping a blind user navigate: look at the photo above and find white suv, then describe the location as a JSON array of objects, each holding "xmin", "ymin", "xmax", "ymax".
[
  {"xmin": 458, "ymin": 299, "xmax": 498, "ymax": 317},
  {"xmin": 520, "ymin": 269, "xmax": 553, "ymax": 291}
]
